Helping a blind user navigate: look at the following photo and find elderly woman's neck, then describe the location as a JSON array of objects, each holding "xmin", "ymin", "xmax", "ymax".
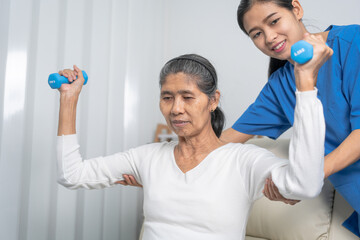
[
  {"xmin": 177, "ymin": 129, "xmax": 225, "ymax": 155},
  {"xmin": 174, "ymin": 130, "xmax": 226, "ymax": 173}
]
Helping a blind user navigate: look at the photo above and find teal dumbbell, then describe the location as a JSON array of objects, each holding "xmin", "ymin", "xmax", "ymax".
[
  {"xmin": 48, "ymin": 70, "xmax": 88, "ymax": 89},
  {"xmin": 291, "ymin": 40, "xmax": 313, "ymax": 64}
]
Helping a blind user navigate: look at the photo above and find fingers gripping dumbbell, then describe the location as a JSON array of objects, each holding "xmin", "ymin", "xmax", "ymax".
[{"xmin": 48, "ymin": 70, "xmax": 88, "ymax": 89}]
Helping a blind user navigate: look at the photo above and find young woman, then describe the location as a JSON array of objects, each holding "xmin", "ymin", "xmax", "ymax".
[
  {"xmin": 220, "ymin": 0, "xmax": 360, "ymax": 237},
  {"xmin": 56, "ymin": 53, "xmax": 326, "ymax": 239}
]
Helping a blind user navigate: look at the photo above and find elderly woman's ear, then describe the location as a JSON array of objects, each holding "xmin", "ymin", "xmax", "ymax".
[{"xmin": 210, "ymin": 90, "xmax": 221, "ymax": 111}]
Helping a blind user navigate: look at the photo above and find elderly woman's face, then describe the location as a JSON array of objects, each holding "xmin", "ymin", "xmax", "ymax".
[{"xmin": 160, "ymin": 72, "xmax": 213, "ymax": 138}]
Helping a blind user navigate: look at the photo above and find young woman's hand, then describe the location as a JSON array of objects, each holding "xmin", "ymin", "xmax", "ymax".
[
  {"xmin": 116, "ymin": 174, "xmax": 143, "ymax": 187},
  {"xmin": 294, "ymin": 33, "xmax": 333, "ymax": 91},
  {"xmin": 263, "ymin": 177, "xmax": 300, "ymax": 205},
  {"xmin": 58, "ymin": 65, "xmax": 85, "ymax": 99}
]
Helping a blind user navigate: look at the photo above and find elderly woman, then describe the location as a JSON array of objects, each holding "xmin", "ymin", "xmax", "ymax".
[{"xmin": 57, "ymin": 54, "xmax": 326, "ymax": 239}]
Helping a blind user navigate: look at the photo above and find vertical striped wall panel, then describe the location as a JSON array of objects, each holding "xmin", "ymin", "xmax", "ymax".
[{"xmin": 0, "ymin": 0, "xmax": 165, "ymax": 239}]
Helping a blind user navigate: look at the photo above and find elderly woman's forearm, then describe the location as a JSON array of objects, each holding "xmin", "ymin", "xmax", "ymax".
[
  {"xmin": 272, "ymin": 90, "xmax": 325, "ymax": 199},
  {"xmin": 57, "ymin": 94, "xmax": 78, "ymax": 136}
]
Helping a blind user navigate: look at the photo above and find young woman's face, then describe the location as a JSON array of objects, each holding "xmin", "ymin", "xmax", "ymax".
[
  {"xmin": 160, "ymin": 73, "xmax": 217, "ymax": 138},
  {"xmin": 243, "ymin": 1, "xmax": 306, "ymax": 61}
]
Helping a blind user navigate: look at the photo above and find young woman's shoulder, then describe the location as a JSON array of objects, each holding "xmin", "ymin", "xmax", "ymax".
[{"xmin": 327, "ymin": 24, "xmax": 360, "ymax": 43}]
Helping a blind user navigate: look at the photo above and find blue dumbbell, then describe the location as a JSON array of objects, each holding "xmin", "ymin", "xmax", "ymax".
[
  {"xmin": 48, "ymin": 70, "xmax": 88, "ymax": 89},
  {"xmin": 291, "ymin": 40, "xmax": 313, "ymax": 64}
]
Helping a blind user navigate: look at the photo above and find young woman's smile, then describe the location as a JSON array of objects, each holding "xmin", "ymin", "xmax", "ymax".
[{"xmin": 272, "ymin": 40, "xmax": 286, "ymax": 53}]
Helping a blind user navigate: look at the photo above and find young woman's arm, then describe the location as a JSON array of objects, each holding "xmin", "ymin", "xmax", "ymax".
[
  {"xmin": 220, "ymin": 128, "xmax": 254, "ymax": 143},
  {"xmin": 324, "ymin": 26, "xmax": 360, "ymax": 176},
  {"xmin": 324, "ymin": 130, "xmax": 360, "ymax": 177}
]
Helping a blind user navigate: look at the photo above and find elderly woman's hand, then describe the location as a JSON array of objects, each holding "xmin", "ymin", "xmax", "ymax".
[
  {"xmin": 263, "ymin": 177, "xmax": 300, "ymax": 205},
  {"xmin": 294, "ymin": 33, "xmax": 333, "ymax": 92},
  {"xmin": 58, "ymin": 65, "xmax": 85, "ymax": 98},
  {"xmin": 116, "ymin": 174, "xmax": 143, "ymax": 187},
  {"xmin": 57, "ymin": 65, "xmax": 86, "ymax": 136}
]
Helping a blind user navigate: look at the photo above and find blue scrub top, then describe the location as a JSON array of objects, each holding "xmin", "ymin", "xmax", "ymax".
[{"xmin": 232, "ymin": 25, "xmax": 360, "ymax": 236}]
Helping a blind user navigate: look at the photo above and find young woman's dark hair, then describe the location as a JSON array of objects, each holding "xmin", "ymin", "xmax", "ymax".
[
  {"xmin": 237, "ymin": 0, "xmax": 294, "ymax": 77},
  {"xmin": 159, "ymin": 54, "xmax": 225, "ymax": 138}
]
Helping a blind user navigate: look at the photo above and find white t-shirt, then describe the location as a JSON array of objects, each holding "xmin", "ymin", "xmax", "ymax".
[{"xmin": 57, "ymin": 90, "xmax": 325, "ymax": 240}]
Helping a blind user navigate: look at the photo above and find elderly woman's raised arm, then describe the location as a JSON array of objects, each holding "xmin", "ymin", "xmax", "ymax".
[
  {"xmin": 56, "ymin": 66, "xmax": 142, "ymax": 189},
  {"xmin": 239, "ymin": 89, "xmax": 325, "ymax": 201}
]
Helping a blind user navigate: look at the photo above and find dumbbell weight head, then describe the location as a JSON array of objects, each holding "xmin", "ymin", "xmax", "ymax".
[
  {"xmin": 291, "ymin": 40, "xmax": 313, "ymax": 64},
  {"xmin": 48, "ymin": 70, "xmax": 88, "ymax": 89}
]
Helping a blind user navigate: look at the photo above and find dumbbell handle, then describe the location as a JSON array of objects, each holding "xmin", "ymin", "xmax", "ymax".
[{"xmin": 48, "ymin": 70, "xmax": 88, "ymax": 89}]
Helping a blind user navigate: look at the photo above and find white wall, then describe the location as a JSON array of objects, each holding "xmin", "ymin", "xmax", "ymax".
[
  {"xmin": 162, "ymin": 0, "xmax": 360, "ymax": 134},
  {"xmin": 0, "ymin": 0, "xmax": 359, "ymax": 240}
]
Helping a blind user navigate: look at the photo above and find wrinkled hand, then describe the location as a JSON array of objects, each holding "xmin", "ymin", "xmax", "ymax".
[
  {"xmin": 58, "ymin": 67, "xmax": 78, "ymax": 83},
  {"xmin": 116, "ymin": 174, "xmax": 143, "ymax": 187},
  {"xmin": 263, "ymin": 177, "xmax": 300, "ymax": 205},
  {"xmin": 58, "ymin": 65, "xmax": 85, "ymax": 97}
]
